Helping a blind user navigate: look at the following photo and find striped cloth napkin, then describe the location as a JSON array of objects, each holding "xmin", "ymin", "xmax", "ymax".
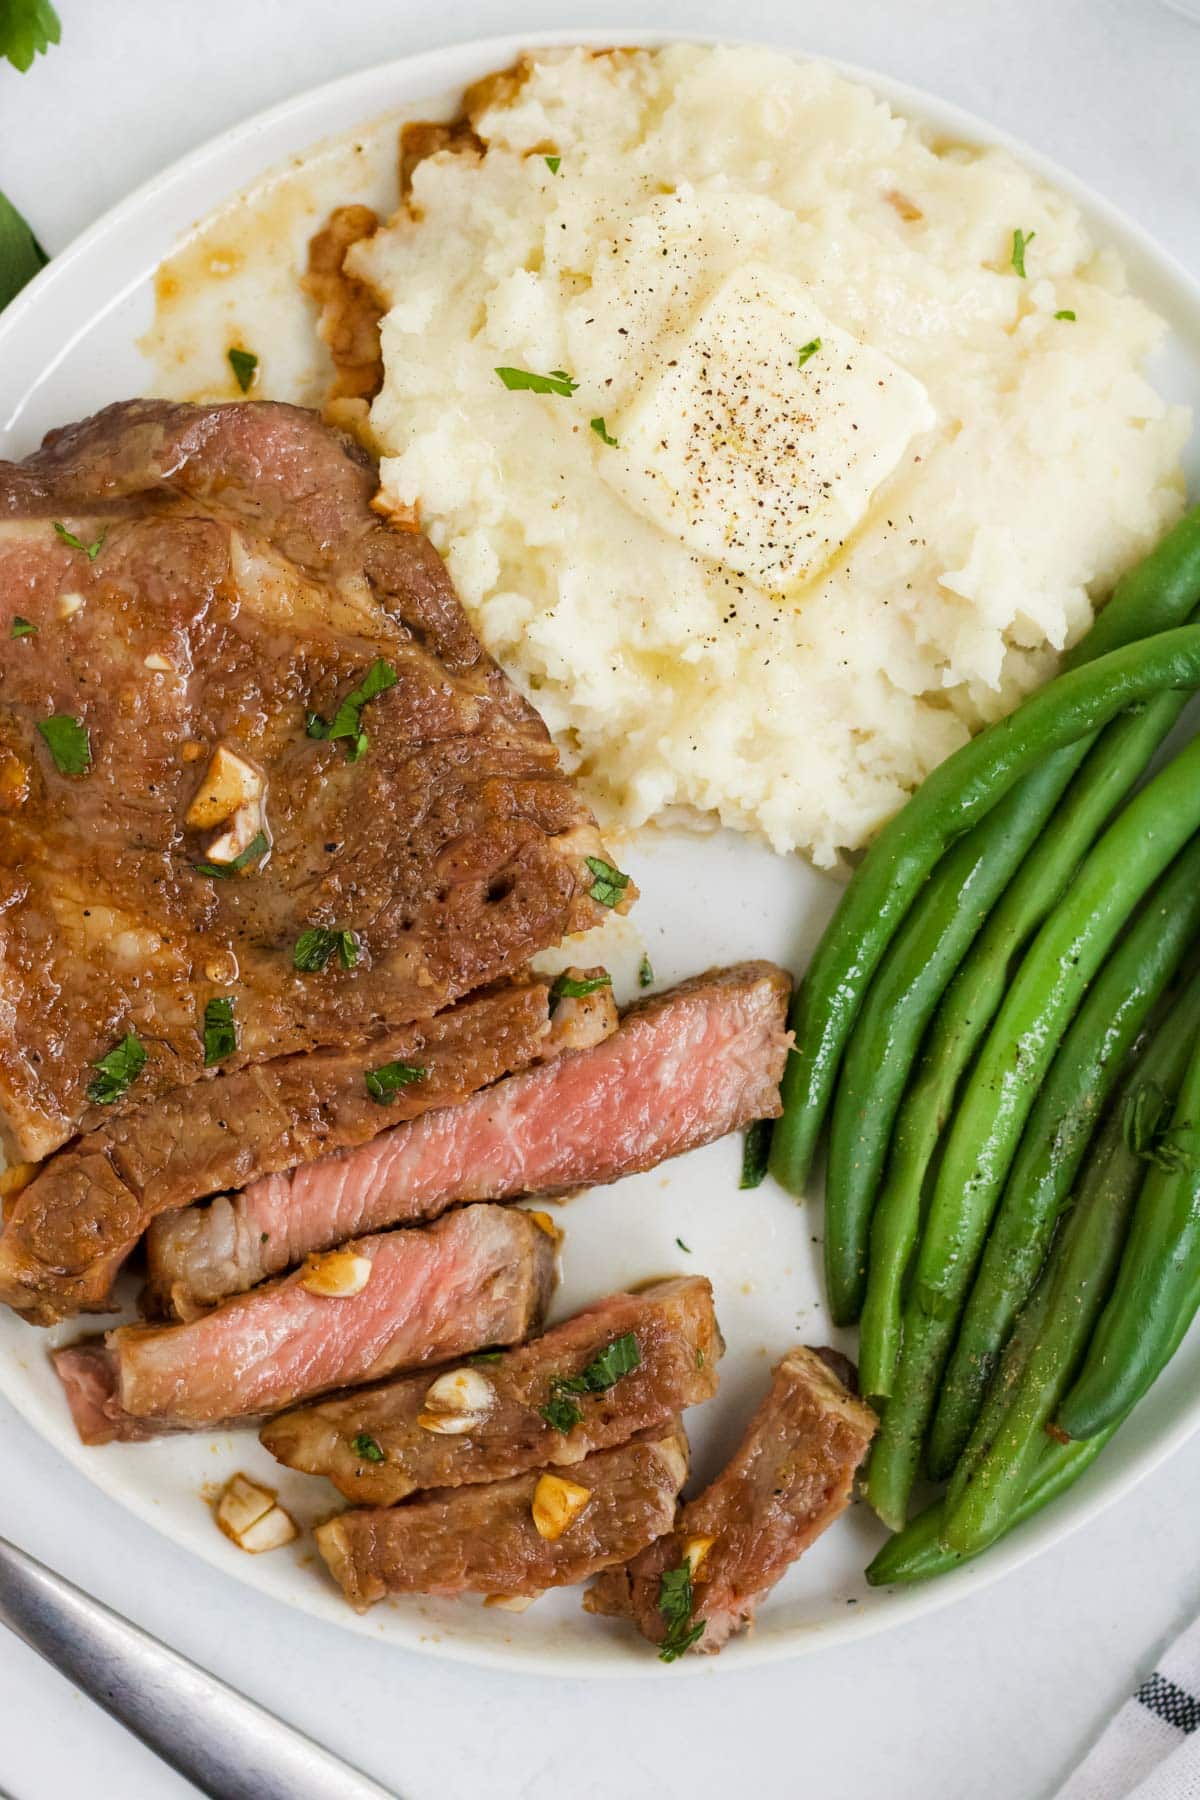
[{"xmin": 1058, "ymin": 1616, "xmax": 1200, "ymax": 1798}]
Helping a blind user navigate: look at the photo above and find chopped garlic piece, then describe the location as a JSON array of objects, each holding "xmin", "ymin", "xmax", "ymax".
[
  {"xmin": 300, "ymin": 1248, "xmax": 373, "ymax": 1297},
  {"xmin": 524, "ymin": 1210, "xmax": 561, "ymax": 1242},
  {"xmin": 215, "ymin": 1473, "xmax": 297, "ymax": 1554},
  {"xmin": 186, "ymin": 744, "xmax": 264, "ymax": 831},
  {"xmin": 418, "ymin": 1365, "xmax": 495, "ymax": 1435},
  {"xmin": 57, "ymin": 592, "xmax": 84, "ymax": 619},
  {"xmin": 531, "ymin": 1472, "xmax": 592, "ymax": 1541},
  {"xmin": 483, "ymin": 1593, "xmax": 536, "ymax": 1613},
  {"xmin": 682, "ymin": 1534, "xmax": 716, "ymax": 1579},
  {"xmin": 144, "ymin": 652, "xmax": 174, "ymax": 672}
]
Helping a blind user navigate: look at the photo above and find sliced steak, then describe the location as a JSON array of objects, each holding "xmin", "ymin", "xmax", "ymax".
[
  {"xmin": 0, "ymin": 399, "xmax": 626, "ymax": 1163},
  {"xmin": 315, "ymin": 1424, "xmax": 689, "ymax": 1612},
  {"xmin": 262, "ymin": 1275, "xmax": 721, "ymax": 1502},
  {"xmin": 146, "ymin": 962, "xmax": 791, "ymax": 1315},
  {"xmin": 586, "ymin": 1347, "xmax": 876, "ymax": 1655},
  {"xmin": 52, "ymin": 1204, "xmax": 555, "ymax": 1443},
  {"xmin": 0, "ymin": 976, "xmax": 615, "ymax": 1327}
]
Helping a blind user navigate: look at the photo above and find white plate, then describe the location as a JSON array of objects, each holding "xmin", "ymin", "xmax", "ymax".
[{"xmin": 3, "ymin": 31, "xmax": 1200, "ymax": 1678}]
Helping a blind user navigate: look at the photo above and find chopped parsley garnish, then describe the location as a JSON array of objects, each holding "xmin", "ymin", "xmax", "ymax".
[
  {"xmin": 201, "ymin": 996, "xmax": 237, "ymax": 1067},
  {"xmin": 494, "ymin": 366, "xmax": 579, "ymax": 397},
  {"xmin": 365, "ymin": 1060, "xmax": 427, "ymax": 1104},
  {"xmin": 544, "ymin": 155, "xmax": 562, "ymax": 175},
  {"xmin": 86, "ymin": 1032, "xmax": 147, "ymax": 1106},
  {"xmin": 740, "ymin": 1118, "xmax": 772, "ymax": 1189},
  {"xmin": 0, "ymin": 0, "xmax": 60, "ymax": 74},
  {"xmin": 1122, "ymin": 1081, "xmax": 1200, "ymax": 1172},
  {"xmin": 549, "ymin": 969, "xmax": 612, "ymax": 1007},
  {"xmin": 657, "ymin": 1561, "xmax": 705, "ymax": 1663},
  {"xmin": 193, "ymin": 830, "xmax": 269, "ymax": 879},
  {"xmin": 293, "ymin": 926, "xmax": 360, "ymax": 973},
  {"xmin": 638, "ymin": 953, "xmax": 654, "ymax": 989},
  {"xmin": 52, "ymin": 520, "xmax": 106, "ymax": 560},
  {"xmin": 590, "ymin": 416, "xmax": 619, "ymax": 446},
  {"xmin": 1054, "ymin": 309, "xmax": 1076, "ymax": 321},
  {"xmin": 795, "ymin": 338, "xmax": 822, "ymax": 369},
  {"xmin": 1011, "ymin": 228, "xmax": 1035, "ymax": 278},
  {"xmin": 584, "ymin": 854, "xmax": 630, "ymax": 909},
  {"xmin": 676, "ymin": 1236, "xmax": 692, "ymax": 1254},
  {"xmin": 470, "ymin": 1350, "xmax": 504, "ymax": 1364},
  {"xmin": 539, "ymin": 1332, "xmax": 642, "ymax": 1431},
  {"xmin": 228, "ymin": 347, "xmax": 258, "ymax": 393},
  {"xmin": 37, "ymin": 713, "xmax": 90, "ymax": 775},
  {"xmin": 306, "ymin": 657, "xmax": 397, "ymax": 762},
  {"xmin": 11, "ymin": 616, "xmax": 36, "ymax": 637},
  {"xmin": 351, "ymin": 1432, "xmax": 386, "ymax": 1464},
  {"xmin": 0, "ymin": 189, "xmax": 48, "ymax": 310}
]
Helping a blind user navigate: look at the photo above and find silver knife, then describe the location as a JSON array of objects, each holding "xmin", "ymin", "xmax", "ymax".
[{"xmin": 0, "ymin": 1533, "xmax": 397, "ymax": 1800}]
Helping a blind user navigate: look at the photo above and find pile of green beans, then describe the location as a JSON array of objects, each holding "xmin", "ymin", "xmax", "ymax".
[{"xmin": 767, "ymin": 503, "xmax": 1200, "ymax": 1578}]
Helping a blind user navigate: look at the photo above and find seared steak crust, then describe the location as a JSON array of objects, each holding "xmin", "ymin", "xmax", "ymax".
[
  {"xmin": 52, "ymin": 1203, "xmax": 556, "ymax": 1442},
  {"xmin": 0, "ymin": 978, "xmax": 577, "ymax": 1327},
  {"xmin": 315, "ymin": 1425, "xmax": 689, "ymax": 1612},
  {"xmin": 261, "ymin": 1276, "xmax": 722, "ymax": 1502},
  {"xmin": 146, "ymin": 961, "xmax": 791, "ymax": 1314},
  {"xmin": 586, "ymin": 1347, "xmax": 876, "ymax": 1654},
  {"xmin": 0, "ymin": 399, "xmax": 621, "ymax": 1161}
]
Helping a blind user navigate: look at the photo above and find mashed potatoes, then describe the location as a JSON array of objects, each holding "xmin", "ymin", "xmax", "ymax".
[{"xmin": 354, "ymin": 45, "xmax": 1188, "ymax": 865}]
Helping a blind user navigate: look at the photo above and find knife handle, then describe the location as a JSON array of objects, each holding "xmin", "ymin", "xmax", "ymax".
[{"xmin": 0, "ymin": 1533, "xmax": 396, "ymax": 1800}]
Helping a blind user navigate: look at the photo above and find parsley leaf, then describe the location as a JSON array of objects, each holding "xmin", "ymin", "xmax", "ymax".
[
  {"xmin": 494, "ymin": 366, "xmax": 579, "ymax": 397},
  {"xmin": 11, "ymin": 616, "xmax": 36, "ymax": 637},
  {"xmin": 796, "ymin": 338, "xmax": 822, "ymax": 369},
  {"xmin": 539, "ymin": 1395, "xmax": 584, "ymax": 1433},
  {"xmin": 638, "ymin": 952, "xmax": 654, "ymax": 989},
  {"xmin": 584, "ymin": 854, "xmax": 630, "ymax": 909},
  {"xmin": 540, "ymin": 1333, "xmax": 642, "ymax": 1430},
  {"xmin": 86, "ymin": 1032, "xmax": 146, "ymax": 1106},
  {"xmin": 201, "ymin": 996, "xmax": 237, "ymax": 1067},
  {"xmin": 293, "ymin": 926, "xmax": 360, "ymax": 973},
  {"xmin": 549, "ymin": 969, "xmax": 612, "ymax": 1007},
  {"xmin": 544, "ymin": 155, "xmax": 562, "ymax": 175},
  {"xmin": 469, "ymin": 1350, "xmax": 504, "ymax": 1364},
  {"xmin": 0, "ymin": 0, "xmax": 60, "ymax": 74},
  {"xmin": 193, "ymin": 830, "xmax": 269, "ymax": 879},
  {"xmin": 590, "ymin": 416, "xmax": 619, "ymax": 446},
  {"xmin": 306, "ymin": 658, "xmax": 397, "ymax": 761},
  {"xmin": 740, "ymin": 1118, "xmax": 772, "ymax": 1189},
  {"xmin": 676, "ymin": 1237, "xmax": 692, "ymax": 1253},
  {"xmin": 52, "ymin": 520, "xmax": 106, "ymax": 560},
  {"xmin": 228, "ymin": 347, "xmax": 258, "ymax": 393},
  {"xmin": 1011, "ymin": 228, "xmax": 1035, "ymax": 278},
  {"xmin": 351, "ymin": 1432, "xmax": 386, "ymax": 1464},
  {"xmin": 1054, "ymin": 309, "xmax": 1076, "ymax": 321},
  {"xmin": 365, "ymin": 1060, "xmax": 427, "ymax": 1104},
  {"xmin": 658, "ymin": 1561, "xmax": 706, "ymax": 1663},
  {"xmin": 0, "ymin": 189, "xmax": 47, "ymax": 310},
  {"xmin": 37, "ymin": 713, "xmax": 90, "ymax": 775}
]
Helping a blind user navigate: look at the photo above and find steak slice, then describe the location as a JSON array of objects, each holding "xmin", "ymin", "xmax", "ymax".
[
  {"xmin": 315, "ymin": 1425, "xmax": 689, "ymax": 1612},
  {"xmin": 261, "ymin": 1275, "xmax": 722, "ymax": 1502},
  {"xmin": 0, "ymin": 398, "xmax": 625, "ymax": 1163},
  {"xmin": 51, "ymin": 1204, "xmax": 555, "ymax": 1443},
  {"xmin": 0, "ymin": 974, "xmax": 615, "ymax": 1327},
  {"xmin": 585, "ymin": 1347, "xmax": 877, "ymax": 1655},
  {"xmin": 146, "ymin": 962, "xmax": 791, "ymax": 1316}
]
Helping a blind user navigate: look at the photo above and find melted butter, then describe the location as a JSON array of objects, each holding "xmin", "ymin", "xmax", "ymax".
[{"xmin": 141, "ymin": 112, "xmax": 407, "ymax": 408}]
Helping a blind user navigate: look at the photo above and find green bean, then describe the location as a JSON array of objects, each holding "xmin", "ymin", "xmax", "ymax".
[
  {"xmin": 868, "ymin": 1222, "xmax": 1200, "ymax": 1585},
  {"xmin": 824, "ymin": 747, "xmax": 1091, "ymax": 1326},
  {"xmin": 855, "ymin": 692, "xmax": 1189, "ymax": 1401},
  {"xmin": 929, "ymin": 838, "xmax": 1200, "ymax": 1476},
  {"xmin": 865, "ymin": 730, "xmax": 1200, "ymax": 1528},
  {"xmin": 1059, "ymin": 1011, "xmax": 1200, "ymax": 1439},
  {"xmin": 941, "ymin": 967, "xmax": 1200, "ymax": 1555},
  {"xmin": 770, "ymin": 507, "xmax": 1200, "ymax": 1199}
]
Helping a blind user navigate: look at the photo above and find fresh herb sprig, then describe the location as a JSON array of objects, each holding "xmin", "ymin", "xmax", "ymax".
[
  {"xmin": 37, "ymin": 713, "xmax": 90, "ymax": 775},
  {"xmin": 584, "ymin": 855, "xmax": 630, "ymax": 909},
  {"xmin": 495, "ymin": 366, "xmax": 578, "ymax": 397},
  {"xmin": 202, "ymin": 996, "xmax": 237, "ymax": 1066},
  {"xmin": 228, "ymin": 347, "xmax": 258, "ymax": 393},
  {"xmin": 740, "ymin": 1118, "xmax": 772, "ymax": 1189},
  {"xmin": 365, "ymin": 1060, "xmax": 427, "ymax": 1104},
  {"xmin": 87, "ymin": 1032, "xmax": 146, "ymax": 1106},
  {"xmin": 0, "ymin": 0, "xmax": 60, "ymax": 74},
  {"xmin": 293, "ymin": 926, "xmax": 360, "ymax": 973},
  {"xmin": 306, "ymin": 658, "xmax": 397, "ymax": 762},
  {"xmin": 53, "ymin": 521, "xmax": 106, "ymax": 560},
  {"xmin": 657, "ymin": 1561, "xmax": 705, "ymax": 1663},
  {"xmin": 549, "ymin": 969, "xmax": 612, "ymax": 1007},
  {"xmin": 538, "ymin": 1333, "xmax": 642, "ymax": 1431},
  {"xmin": 1011, "ymin": 228, "xmax": 1035, "ymax": 279},
  {"xmin": 351, "ymin": 1432, "xmax": 386, "ymax": 1463}
]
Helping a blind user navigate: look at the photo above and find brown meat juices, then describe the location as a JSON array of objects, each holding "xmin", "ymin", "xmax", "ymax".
[
  {"xmin": 315, "ymin": 1427, "xmax": 690, "ymax": 1612},
  {"xmin": 0, "ymin": 977, "xmax": 616, "ymax": 1326},
  {"xmin": 261, "ymin": 1276, "xmax": 722, "ymax": 1502},
  {"xmin": 144, "ymin": 963, "xmax": 792, "ymax": 1316},
  {"xmin": 0, "ymin": 399, "xmax": 626, "ymax": 1164},
  {"xmin": 52, "ymin": 1205, "xmax": 556, "ymax": 1443},
  {"xmin": 587, "ymin": 1348, "xmax": 877, "ymax": 1655}
]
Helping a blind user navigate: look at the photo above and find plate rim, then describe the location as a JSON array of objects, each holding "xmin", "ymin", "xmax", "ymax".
[{"xmin": 2, "ymin": 25, "xmax": 1199, "ymax": 1678}]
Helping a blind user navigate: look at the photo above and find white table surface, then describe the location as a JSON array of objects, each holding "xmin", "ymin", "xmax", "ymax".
[{"xmin": 3, "ymin": 2, "xmax": 1200, "ymax": 1795}]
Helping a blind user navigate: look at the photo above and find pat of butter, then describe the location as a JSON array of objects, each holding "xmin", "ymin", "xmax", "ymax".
[{"xmin": 602, "ymin": 266, "xmax": 935, "ymax": 593}]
